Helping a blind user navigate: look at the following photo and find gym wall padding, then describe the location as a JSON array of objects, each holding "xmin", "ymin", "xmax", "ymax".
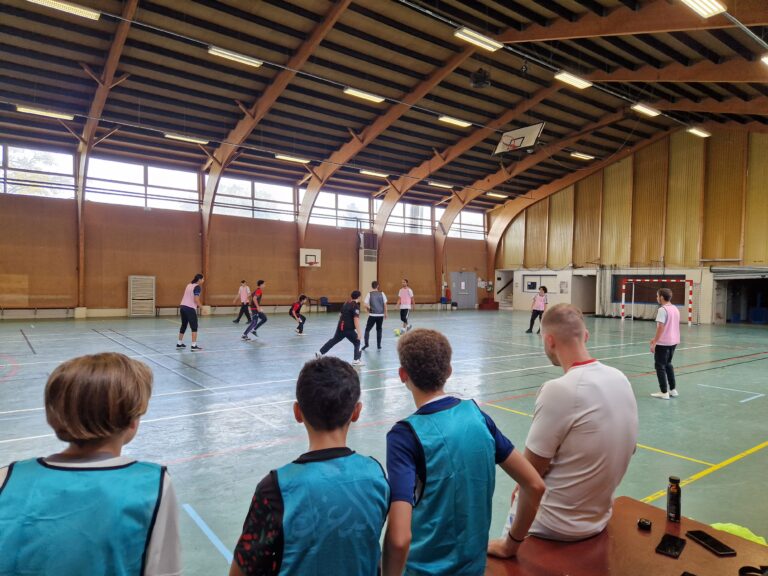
[
  {"xmin": 631, "ymin": 137, "xmax": 668, "ymax": 267},
  {"xmin": 546, "ymin": 185, "xmax": 574, "ymax": 270},
  {"xmin": 702, "ymin": 130, "xmax": 748, "ymax": 261},
  {"xmin": 666, "ymin": 131, "xmax": 705, "ymax": 268},
  {"xmin": 0, "ymin": 195, "xmax": 77, "ymax": 308},
  {"xmin": 572, "ymin": 172, "xmax": 602, "ymax": 268},
  {"xmin": 495, "ymin": 212, "xmax": 525, "ymax": 270},
  {"xmin": 378, "ymin": 233, "xmax": 437, "ymax": 302},
  {"xmin": 600, "ymin": 155, "xmax": 633, "ymax": 266},
  {"xmin": 744, "ymin": 133, "xmax": 768, "ymax": 266},
  {"xmin": 523, "ymin": 198, "xmax": 548, "ymax": 269}
]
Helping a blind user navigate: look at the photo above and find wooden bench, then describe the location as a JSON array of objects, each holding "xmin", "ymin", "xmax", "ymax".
[{"xmin": 486, "ymin": 496, "xmax": 768, "ymax": 576}]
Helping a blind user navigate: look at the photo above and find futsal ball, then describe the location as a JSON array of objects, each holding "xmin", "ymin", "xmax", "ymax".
[{"xmin": 393, "ymin": 328, "xmax": 403, "ymax": 337}]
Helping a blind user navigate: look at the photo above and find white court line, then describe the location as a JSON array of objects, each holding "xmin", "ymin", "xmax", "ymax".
[
  {"xmin": 0, "ymin": 341, "xmax": 647, "ymax": 415},
  {"xmin": 0, "ymin": 345, "xmax": 713, "ymax": 444},
  {"xmin": 697, "ymin": 383, "xmax": 766, "ymax": 403}
]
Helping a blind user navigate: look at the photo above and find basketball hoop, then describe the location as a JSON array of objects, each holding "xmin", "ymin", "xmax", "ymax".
[
  {"xmin": 503, "ymin": 136, "xmax": 525, "ymax": 152},
  {"xmin": 307, "ymin": 261, "xmax": 319, "ymax": 271}
]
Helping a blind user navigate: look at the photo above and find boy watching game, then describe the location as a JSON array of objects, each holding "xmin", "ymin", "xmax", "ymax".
[{"xmin": 230, "ymin": 356, "xmax": 390, "ymax": 576}]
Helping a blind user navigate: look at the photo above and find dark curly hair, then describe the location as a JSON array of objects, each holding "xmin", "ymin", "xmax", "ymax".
[
  {"xmin": 397, "ymin": 328, "xmax": 452, "ymax": 392},
  {"xmin": 296, "ymin": 356, "xmax": 360, "ymax": 430}
]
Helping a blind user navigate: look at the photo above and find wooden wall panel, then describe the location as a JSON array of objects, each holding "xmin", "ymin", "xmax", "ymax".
[
  {"xmin": 631, "ymin": 137, "xmax": 668, "ymax": 266},
  {"xmin": 744, "ymin": 133, "xmax": 768, "ymax": 265},
  {"xmin": 547, "ymin": 186, "xmax": 574, "ymax": 269},
  {"xmin": 0, "ymin": 195, "xmax": 77, "ymax": 307},
  {"xmin": 379, "ymin": 233, "xmax": 436, "ymax": 301},
  {"xmin": 524, "ymin": 198, "xmax": 548, "ymax": 268},
  {"xmin": 84, "ymin": 202, "xmax": 201, "ymax": 308},
  {"xmin": 495, "ymin": 212, "xmax": 525, "ymax": 269},
  {"xmin": 665, "ymin": 131, "xmax": 705, "ymax": 267},
  {"xmin": 573, "ymin": 172, "xmax": 602, "ymax": 267},
  {"xmin": 446, "ymin": 237, "xmax": 487, "ymax": 301},
  {"xmin": 303, "ymin": 225, "xmax": 358, "ymax": 302},
  {"xmin": 601, "ymin": 156, "xmax": 633, "ymax": 266},
  {"xmin": 702, "ymin": 130, "xmax": 748, "ymax": 261},
  {"xmin": 209, "ymin": 216, "xmax": 297, "ymax": 305}
]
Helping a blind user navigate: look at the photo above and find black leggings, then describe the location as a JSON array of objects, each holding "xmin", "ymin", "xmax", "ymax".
[
  {"xmin": 400, "ymin": 309, "xmax": 410, "ymax": 324},
  {"xmin": 235, "ymin": 303, "xmax": 251, "ymax": 322},
  {"xmin": 320, "ymin": 329, "xmax": 361, "ymax": 360},
  {"xmin": 654, "ymin": 344, "xmax": 677, "ymax": 393},
  {"xmin": 528, "ymin": 309, "xmax": 543, "ymax": 331},
  {"xmin": 291, "ymin": 313, "xmax": 307, "ymax": 333},
  {"xmin": 243, "ymin": 311, "xmax": 267, "ymax": 336},
  {"xmin": 364, "ymin": 316, "xmax": 384, "ymax": 348},
  {"xmin": 179, "ymin": 306, "xmax": 198, "ymax": 334}
]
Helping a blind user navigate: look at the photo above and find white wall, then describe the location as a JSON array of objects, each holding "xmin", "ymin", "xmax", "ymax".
[{"xmin": 511, "ymin": 269, "xmax": 573, "ymax": 310}]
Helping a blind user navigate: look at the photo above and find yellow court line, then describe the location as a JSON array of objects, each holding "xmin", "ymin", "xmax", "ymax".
[
  {"xmin": 642, "ymin": 440, "xmax": 768, "ymax": 504},
  {"xmin": 484, "ymin": 403, "xmax": 534, "ymax": 418},
  {"xmin": 635, "ymin": 444, "xmax": 714, "ymax": 467},
  {"xmin": 484, "ymin": 403, "xmax": 713, "ymax": 467}
]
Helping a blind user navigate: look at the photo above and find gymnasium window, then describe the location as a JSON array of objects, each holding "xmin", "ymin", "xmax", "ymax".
[
  {"xmin": 375, "ymin": 200, "xmax": 431, "ymax": 235},
  {"xmin": 435, "ymin": 207, "xmax": 486, "ymax": 239},
  {"xmin": 307, "ymin": 191, "xmax": 372, "ymax": 229},
  {"xmin": 86, "ymin": 158, "xmax": 199, "ymax": 211},
  {"xmin": 1, "ymin": 144, "xmax": 75, "ymax": 199},
  {"xmin": 214, "ymin": 178, "xmax": 295, "ymax": 220}
]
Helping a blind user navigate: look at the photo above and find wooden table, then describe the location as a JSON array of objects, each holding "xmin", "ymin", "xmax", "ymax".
[{"xmin": 486, "ymin": 496, "xmax": 768, "ymax": 576}]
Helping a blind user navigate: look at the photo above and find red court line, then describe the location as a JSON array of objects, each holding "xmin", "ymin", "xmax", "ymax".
[{"xmin": 626, "ymin": 350, "xmax": 768, "ymax": 378}]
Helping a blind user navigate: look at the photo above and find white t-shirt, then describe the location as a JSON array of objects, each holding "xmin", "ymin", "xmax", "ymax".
[
  {"xmin": 0, "ymin": 455, "xmax": 181, "ymax": 576},
  {"xmin": 525, "ymin": 360, "xmax": 638, "ymax": 540}
]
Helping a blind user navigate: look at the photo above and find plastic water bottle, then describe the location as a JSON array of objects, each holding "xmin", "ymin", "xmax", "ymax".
[{"xmin": 667, "ymin": 476, "xmax": 681, "ymax": 522}]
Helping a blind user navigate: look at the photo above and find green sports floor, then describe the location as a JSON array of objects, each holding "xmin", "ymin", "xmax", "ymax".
[{"xmin": 1, "ymin": 310, "xmax": 766, "ymax": 574}]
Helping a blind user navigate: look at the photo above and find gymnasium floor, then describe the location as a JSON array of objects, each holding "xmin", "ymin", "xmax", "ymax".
[{"xmin": 1, "ymin": 310, "xmax": 766, "ymax": 574}]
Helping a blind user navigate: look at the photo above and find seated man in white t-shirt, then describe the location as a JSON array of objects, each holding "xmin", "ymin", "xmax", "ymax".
[{"xmin": 489, "ymin": 303, "xmax": 638, "ymax": 557}]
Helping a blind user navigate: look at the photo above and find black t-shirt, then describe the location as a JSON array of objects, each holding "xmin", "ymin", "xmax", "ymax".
[{"xmin": 338, "ymin": 300, "xmax": 360, "ymax": 331}]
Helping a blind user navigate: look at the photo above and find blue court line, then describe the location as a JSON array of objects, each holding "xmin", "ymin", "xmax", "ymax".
[{"xmin": 182, "ymin": 503, "xmax": 232, "ymax": 564}]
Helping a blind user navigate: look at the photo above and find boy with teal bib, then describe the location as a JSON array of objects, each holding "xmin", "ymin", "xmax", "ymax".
[
  {"xmin": 230, "ymin": 356, "xmax": 390, "ymax": 576},
  {"xmin": 0, "ymin": 353, "xmax": 180, "ymax": 576},
  {"xmin": 383, "ymin": 329, "xmax": 545, "ymax": 576}
]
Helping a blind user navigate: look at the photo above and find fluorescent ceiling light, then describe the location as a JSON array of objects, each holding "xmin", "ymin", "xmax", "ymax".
[
  {"xmin": 570, "ymin": 151, "xmax": 595, "ymax": 160},
  {"xmin": 453, "ymin": 27, "xmax": 503, "ymax": 52},
  {"xmin": 438, "ymin": 115, "xmax": 472, "ymax": 128},
  {"xmin": 687, "ymin": 126, "xmax": 711, "ymax": 138},
  {"xmin": 631, "ymin": 103, "xmax": 661, "ymax": 117},
  {"xmin": 25, "ymin": 0, "xmax": 100, "ymax": 20},
  {"xmin": 343, "ymin": 87, "xmax": 385, "ymax": 103},
  {"xmin": 679, "ymin": 0, "xmax": 727, "ymax": 18},
  {"xmin": 164, "ymin": 133, "xmax": 209, "ymax": 145},
  {"xmin": 16, "ymin": 105, "xmax": 74, "ymax": 120},
  {"xmin": 554, "ymin": 71, "xmax": 593, "ymax": 90},
  {"xmin": 275, "ymin": 153, "xmax": 311, "ymax": 164},
  {"xmin": 428, "ymin": 181, "xmax": 453, "ymax": 189},
  {"xmin": 208, "ymin": 46, "xmax": 263, "ymax": 68},
  {"xmin": 486, "ymin": 192, "xmax": 508, "ymax": 199},
  {"xmin": 360, "ymin": 169, "xmax": 389, "ymax": 178},
  {"xmin": 761, "ymin": 54, "xmax": 768, "ymax": 66}
]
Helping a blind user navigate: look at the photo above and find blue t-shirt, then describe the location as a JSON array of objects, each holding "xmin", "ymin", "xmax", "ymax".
[{"xmin": 386, "ymin": 396, "xmax": 514, "ymax": 504}]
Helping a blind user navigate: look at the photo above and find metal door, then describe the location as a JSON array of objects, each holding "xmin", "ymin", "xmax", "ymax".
[{"xmin": 450, "ymin": 271, "xmax": 477, "ymax": 309}]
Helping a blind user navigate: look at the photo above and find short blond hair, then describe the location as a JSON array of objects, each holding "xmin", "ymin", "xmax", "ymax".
[
  {"xmin": 541, "ymin": 303, "xmax": 586, "ymax": 341},
  {"xmin": 45, "ymin": 353, "xmax": 152, "ymax": 445}
]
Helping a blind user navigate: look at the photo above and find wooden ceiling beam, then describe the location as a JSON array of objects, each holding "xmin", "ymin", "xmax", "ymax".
[
  {"xmin": 432, "ymin": 109, "xmax": 626, "ymax": 298},
  {"xmin": 586, "ymin": 58, "xmax": 768, "ymax": 83},
  {"xmin": 484, "ymin": 128, "xmax": 674, "ymax": 278},
  {"xmin": 371, "ymin": 84, "xmax": 561, "ymax": 239},
  {"xmin": 651, "ymin": 96, "xmax": 768, "ymax": 115},
  {"xmin": 74, "ymin": 0, "xmax": 138, "ymax": 308},
  {"xmin": 295, "ymin": 42, "xmax": 482, "ymax": 245},
  {"xmin": 700, "ymin": 120, "xmax": 768, "ymax": 133},
  {"xmin": 498, "ymin": 0, "xmax": 768, "ymax": 43}
]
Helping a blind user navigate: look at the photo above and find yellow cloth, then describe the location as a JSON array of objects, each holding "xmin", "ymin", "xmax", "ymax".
[{"xmin": 711, "ymin": 523, "xmax": 767, "ymax": 546}]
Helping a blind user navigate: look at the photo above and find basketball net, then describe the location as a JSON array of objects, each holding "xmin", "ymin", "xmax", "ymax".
[{"xmin": 503, "ymin": 136, "xmax": 525, "ymax": 152}]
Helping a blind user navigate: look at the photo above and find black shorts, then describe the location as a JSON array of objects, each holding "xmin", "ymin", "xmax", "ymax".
[
  {"xmin": 180, "ymin": 305, "xmax": 198, "ymax": 333},
  {"xmin": 400, "ymin": 309, "xmax": 410, "ymax": 323}
]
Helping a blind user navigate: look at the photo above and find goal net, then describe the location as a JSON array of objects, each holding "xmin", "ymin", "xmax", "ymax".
[{"xmin": 621, "ymin": 278, "xmax": 694, "ymax": 326}]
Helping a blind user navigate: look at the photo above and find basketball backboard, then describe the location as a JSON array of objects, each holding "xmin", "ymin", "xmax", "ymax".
[
  {"xmin": 299, "ymin": 248, "xmax": 322, "ymax": 268},
  {"xmin": 494, "ymin": 122, "xmax": 545, "ymax": 155}
]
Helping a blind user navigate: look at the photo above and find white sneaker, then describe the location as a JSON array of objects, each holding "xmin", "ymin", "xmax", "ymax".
[
  {"xmin": 315, "ymin": 352, "xmax": 323, "ymax": 359},
  {"xmin": 296, "ymin": 332, "xmax": 305, "ymax": 336},
  {"xmin": 669, "ymin": 390, "xmax": 679, "ymax": 397},
  {"xmin": 352, "ymin": 359, "xmax": 365, "ymax": 366},
  {"xmin": 241, "ymin": 335, "xmax": 251, "ymax": 341},
  {"xmin": 406, "ymin": 324, "xmax": 413, "ymax": 332},
  {"xmin": 651, "ymin": 392, "xmax": 670, "ymax": 400}
]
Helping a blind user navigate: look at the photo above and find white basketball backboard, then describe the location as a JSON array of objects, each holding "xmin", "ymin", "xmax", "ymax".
[{"xmin": 494, "ymin": 122, "xmax": 545, "ymax": 155}]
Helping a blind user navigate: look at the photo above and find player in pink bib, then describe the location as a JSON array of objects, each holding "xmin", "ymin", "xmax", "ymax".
[
  {"xmin": 525, "ymin": 287, "xmax": 548, "ymax": 334},
  {"xmin": 650, "ymin": 288, "xmax": 681, "ymax": 400}
]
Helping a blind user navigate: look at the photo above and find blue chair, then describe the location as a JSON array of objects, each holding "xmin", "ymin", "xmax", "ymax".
[{"xmin": 319, "ymin": 297, "xmax": 329, "ymax": 308}]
